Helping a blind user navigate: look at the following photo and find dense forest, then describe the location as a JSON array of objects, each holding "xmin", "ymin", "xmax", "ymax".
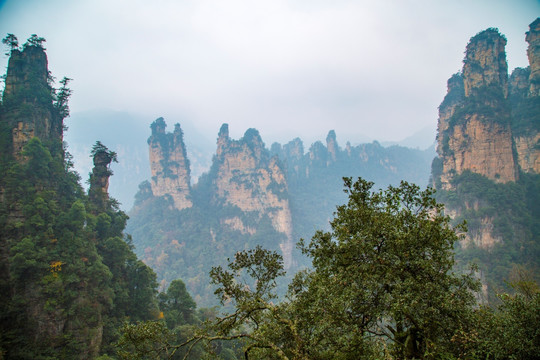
[
  {"xmin": 0, "ymin": 35, "xmax": 161, "ymax": 358},
  {"xmin": 0, "ymin": 27, "xmax": 539, "ymax": 360}
]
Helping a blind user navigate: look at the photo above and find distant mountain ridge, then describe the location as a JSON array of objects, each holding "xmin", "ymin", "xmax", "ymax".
[
  {"xmin": 127, "ymin": 117, "xmax": 434, "ymax": 304},
  {"xmin": 381, "ymin": 125, "xmax": 436, "ymax": 150}
]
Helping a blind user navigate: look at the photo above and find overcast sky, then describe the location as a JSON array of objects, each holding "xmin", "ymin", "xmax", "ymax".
[{"xmin": 0, "ymin": 0, "xmax": 538, "ymax": 145}]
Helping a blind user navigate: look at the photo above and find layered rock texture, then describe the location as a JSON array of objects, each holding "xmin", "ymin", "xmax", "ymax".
[
  {"xmin": 212, "ymin": 125, "xmax": 294, "ymax": 268},
  {"xmin": 130, "ymin": 120, "xmax": 434, "ymax": 304},
  {"xmin": 0, "ymin": 40, "xmax": 155, "ymax": 358},
  {"xmin": 436, "ymin": 29, "xmax": 517, "ymax": 189},
  {"xmin": 148, "ymin": 118, "xmax": 192, "ymax": 210},
  {"xmin": 510, "ymin": 19, "xmax": 540, "ymax": 174},
  {"xmin": 88, "ymin": 143, "xmax": 116, "ymax": 211},
  {"xmin": 527, "ymin": 18, "xmax": 540, "ymax": 96},
  {"xmin": 271, "ymin": 130, "xmax": 434, "ymax": 252},
  {"xmin": 1, "ymin": 45, "xmax": 63, "ymax": 159},
  {"xmin": 436, "ymin": 21, "xmax": 540, "ymax": 191},
  {"xmin": 432, "ymin": 20, "xmax": 540, "ymax": 297}
]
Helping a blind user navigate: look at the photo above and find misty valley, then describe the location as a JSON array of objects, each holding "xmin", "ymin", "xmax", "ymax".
[{"xmin": 0, "ymin": 18, "xmax": 539, "ymax": 360}]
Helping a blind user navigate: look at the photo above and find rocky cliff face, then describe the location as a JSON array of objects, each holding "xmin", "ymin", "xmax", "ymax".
[
  {"xmin": 430, "ymin": 22, "xmax": 540, "ymax": 301},
  {"xmin": 514, "ymin": 133, "xmax": 540, "ymax": 173},
  {"xmin": 439, "ymin": 114, "xmax": 516, "ymax": 188},
  {"xmin": 462, "ymin": 29, "xmax": 509, "ymax": 98},
  {"xmin": 526, "ymin": 18, "xmax": 540, "ymax": 96},
  {"xmin": 1, "ymin": 45, "xmax": 63, "ymax": 159},
  {"xmin": 212, "ymin": 125, "xmax": 294, "ymax": 268},
  {"xmin": 436, "ymin": 28, "xmax": 517, "ymax": 190},
  {"xmin": 0, "ymin": 39, "xmax": 138, "ymax": 358},
  {"xmin": 511, "ymin": 19, "xmax": 540, "ymax": 174},
  {"xmin": 141, "ymin": 122, "xmax": 295, "ymax": 270},
  {"xmin": 148, "ymin": 118, "xmax": 192, "ymax": 210},
  {"xmin": 326, "ymin": 130, "xmax": 338, "ymax": 165},
  {"xmin": 133, "ymin": 118, "xmax": 434, "ymax": 304},
  {"xmin": 434, "ymin": 20, "xmax": 540, "ymax": 252}
]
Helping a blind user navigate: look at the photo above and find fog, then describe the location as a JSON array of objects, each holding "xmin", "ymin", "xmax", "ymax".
[{"xmin": 0, "ymin": 0, "xmax": 538, "ymax": 146}]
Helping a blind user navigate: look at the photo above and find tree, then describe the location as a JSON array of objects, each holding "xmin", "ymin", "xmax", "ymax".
[
  {"xmin": 88, "ymin": 141, "xmax": 118, "ymax": 211},
  {"xmin": 291, "ymin": 177, "xmax": 480, "ymax": 359},
  {"xmin": 117, "ymin": 247, "xmax": 290, "ymax": 359},
  {"xmin": 159, "ymin": 279, "xmax": 197, "ymax": 328},
  {"xmin": 54, "ymin": 76, "xmax": 73, "ymax": 119},
  {"xmin": 453, "ymin": 267, "xmax": 540, "ymax": 359},
  {"xmin": 91, "ymin": 141, "xmax": 118, "ymax": 163},
  {"xmin": 2, "ymin": 33, "xmax": 19, "ymax": 55},
  {"xmin": 203, "ymin": 246, "xmax": 294, "ymax": 359},
  {"xmin": 23, "ymin": 34, "xmax": 46, "ymax": 49},
  {"xmin": 117, "ymin": 178, "xmax": 481, "ymax": 359}
]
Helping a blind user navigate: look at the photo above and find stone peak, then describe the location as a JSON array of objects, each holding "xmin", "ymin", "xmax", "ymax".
[
  {"xmin": 242, "ymin": 128, "xmax": 263, "ymax": 147},
  {"xmin": 150, "ymin": 117, "xmax": 167, "ymax": 135},
  {"xmin": 463, "ymin": 27, "xmax": 508, "ymax": 97},
  {"xmin": 447, "ymin": 72, "xmax": 464, "ymax": 90},
  {"xmin": 526, "ymin": 17, "xmax": 540, "ymax": 97},
  {"xmin": 218, "ymin": 123, "xmax": 229, "ymax": 139},
  {"xmin": 326, "ymin": 130, "xmax": 337, "ymax": 142},
  {"xmin": 467, "ymin": 27, "xmax": 505, "ymax": 44},
  {"xmin": 174, "ymin": 123, "xmax": 183, "ymax": 134},
  {"xmin": 526, "ymin": 17, "xmax": 540, "ymax": 39},
  {"xmin": 3, "ymin": 44, "xmax": 49, "ymax": 102}
]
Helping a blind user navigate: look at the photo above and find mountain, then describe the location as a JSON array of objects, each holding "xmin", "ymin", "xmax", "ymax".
[
  {"xmin": 431, "ymin": 19, "xmax": 540, "ymax": 299},
  {"xmin": 270, "ymin": 131, "xmax": 435, "ymax": 248},
  {"xmin": 128, "ymin": 121, "xmax": 293, "ymax": 305},
  {"xmin": 64, "ymin": 109, "xmax": 214, "ymax": 210},
  {"xmin": 128, "ymin": 119, "xmax": 434, "ymax": 304},
  {"xmin": 0, "ymin": 36, "xmax": 158, "ymax": 358}
]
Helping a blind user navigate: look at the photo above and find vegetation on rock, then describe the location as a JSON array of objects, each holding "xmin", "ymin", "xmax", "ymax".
[
  {"xmin": 0, "ymin": 35, "xmax": 159, "ymax": 359},
  {"xmin": 119, "ymin": 178, "xmax": 539, "ymax": 359}
]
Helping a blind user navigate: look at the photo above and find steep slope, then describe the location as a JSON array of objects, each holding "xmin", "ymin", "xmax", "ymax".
[
  {"xmin": 272, "ymin": 131, "xmax": 434, "ymax": 248},
  {"xmin": 0, "ymin": 36, "xmax": 158, "ymax": 358},
  {"xmin": 211, "ymin": 125, "xmax": 294, "ymax": 268},
  {"xmin": 436, "ymin": 28, "xmax": 516, "ymax": 189},
  {"xmin": 129, "ymin": 114, "xmax": 435, "ymax": 304},
  {"xmin": 431, "ymin": 20, "xmax": 540, "ymax": 298},
  {"xmin": 511, "ymin": 18, "xmax": 540, "ymax": 174},
  {"xmin": 128, "ymin": 122, "xmax": 293, "ymax": 305},
  {"xmin": 148, "ymin": 117, "xmax": 193, "ymax": 210},
  {"xmin": 1, "ymin": 44, "xmax": 63, "ymax": 159}
]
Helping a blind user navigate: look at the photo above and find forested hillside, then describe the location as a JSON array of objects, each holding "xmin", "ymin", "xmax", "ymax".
[{"xmin": 0, "ymin": 35, "xmax": 159, "ymax": 358}]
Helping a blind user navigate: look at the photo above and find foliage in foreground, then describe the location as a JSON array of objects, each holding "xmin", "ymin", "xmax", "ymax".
[{"xmin": 116, "ymin": 178, "xmax": 539, "ymax": 359}]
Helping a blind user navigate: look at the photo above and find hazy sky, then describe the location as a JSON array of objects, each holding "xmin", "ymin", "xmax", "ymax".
[{"xmin": 0, "ymin": 0, "xmax": 538, "ymax": 145}]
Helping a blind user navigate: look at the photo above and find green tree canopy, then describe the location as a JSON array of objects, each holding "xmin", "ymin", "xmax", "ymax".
[
  {"xmin": 159, "ymin": 279, "xmax": 197, "ymax": 328},
  {"xmin": 118, "ymin": 178, "xmax": 539, "ymax": 359},
  {"xmin": 23, "ymin": 34, "xmax": 46, "ymax": 49},
  {"xmin": 152, "ymin": 178, "xmax": 481, "ymax": 359},
  {"xmin": 290, "ymin": 177, "xmax": 480, "ymax": 359},
  {"xmin": 2, "ymin": 33, "xmax": 19, "ymax": 54}
]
